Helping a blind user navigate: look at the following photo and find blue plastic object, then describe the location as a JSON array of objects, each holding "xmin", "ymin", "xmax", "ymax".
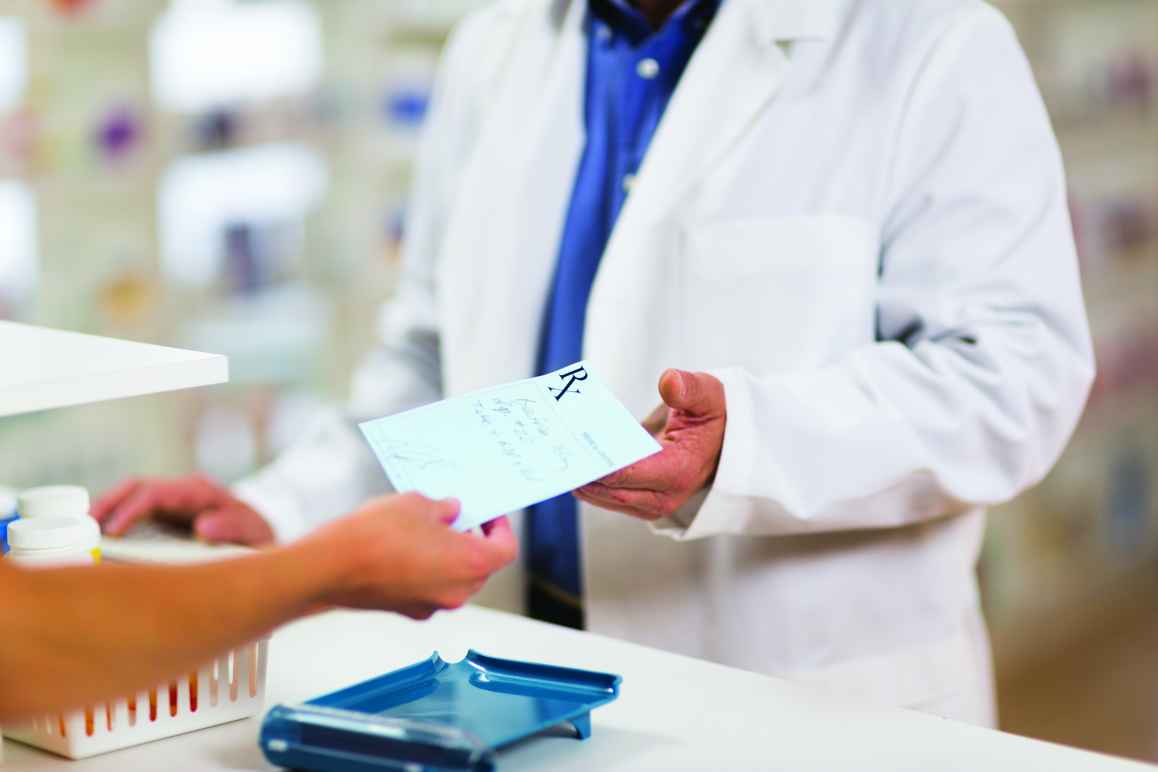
[
  {"xmin": 0, "ymin": 514, "xmax": 19, "ymax": 554},
  {"xmin": 260, "ymin": 650, "xmax": 621, "ymax": 771}
]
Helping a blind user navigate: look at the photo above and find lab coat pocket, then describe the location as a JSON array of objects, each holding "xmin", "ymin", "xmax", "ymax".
[{"xmin": 679, "ymin": 215, "xmax": 880, "ymax": 373}]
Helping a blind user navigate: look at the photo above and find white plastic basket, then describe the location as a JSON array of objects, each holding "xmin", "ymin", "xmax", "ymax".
[{"xmin": 5, "ymin": 639, "xmax": 268, "ymax": 759}]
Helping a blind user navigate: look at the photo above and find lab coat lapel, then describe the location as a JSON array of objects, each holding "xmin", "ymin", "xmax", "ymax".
[
  {"xmin": 441, "ymin": 0, "xmax": 587, "ymax": 395},
  {"xmin": 584, "ymin": 0, "xmax": 828, "ymax": 411},
  {"xmin": 616, "ymin": 0, "xmax": 809, "ymax": 224}
]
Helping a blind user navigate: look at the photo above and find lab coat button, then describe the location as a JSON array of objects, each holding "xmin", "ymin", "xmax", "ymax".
[{"xmin": 637, "ymin": 58, "xmax": 661, "ymax": 79}]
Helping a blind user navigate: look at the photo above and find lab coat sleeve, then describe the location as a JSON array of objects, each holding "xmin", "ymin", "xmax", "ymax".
[
  {"xmin": 233, "ymin": 14, "xmax": 490, "ymax": 542},
  {"xmin": 654, "ymin": 7, "xmax": 1095, "ymax": 540}
]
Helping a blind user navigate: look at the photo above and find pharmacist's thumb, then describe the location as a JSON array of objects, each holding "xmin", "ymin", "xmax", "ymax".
[{"xmin": 194, "ymin": 508, "xmax": 269, "ymax": 547}]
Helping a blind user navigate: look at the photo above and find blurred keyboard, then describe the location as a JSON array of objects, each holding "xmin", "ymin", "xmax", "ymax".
[{"xmin": 100, "ymin": 520, "xmax": 254, "ymax": 564}]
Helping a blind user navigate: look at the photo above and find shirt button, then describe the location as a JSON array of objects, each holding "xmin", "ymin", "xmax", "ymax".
[
  {"xmin": 596, "ymin": 25, "xmax": 612, "ymax": 42},
  {"xmin": 636, "ymin": 58, "xmax": 661, "ymax": 79},
  {"xmin": 622, "ymin": 174, "xmax": 637, "ymax": 193}
]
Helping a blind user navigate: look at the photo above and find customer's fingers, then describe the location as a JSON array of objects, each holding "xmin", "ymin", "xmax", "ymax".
[{"xmin": 477, "ymin": 516, "xmax": 518, "ymax": 566}]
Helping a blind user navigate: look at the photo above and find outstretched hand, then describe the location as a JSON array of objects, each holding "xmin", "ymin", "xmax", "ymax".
[
  {"xmin": 308, "ymin": 494, "xmax": 518, "ymax": 620},
  {"xmin": 574, "ymin": 369, "xmax": 726, "ymax": 521}
]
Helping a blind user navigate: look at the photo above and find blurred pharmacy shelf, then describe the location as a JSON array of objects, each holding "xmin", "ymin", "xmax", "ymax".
[
  {"xmin": 0, "ymin": 0, "xmax": 479, "ymax": 493},
  {"xmin": 984, "ymin": 3, "xmax": 1158, "ymax": 759}
]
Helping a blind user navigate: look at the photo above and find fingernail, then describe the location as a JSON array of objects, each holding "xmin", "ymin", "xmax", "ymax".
[{"xmin": 665, "ymin": 369, "xmax": 687, "ymax": 403}]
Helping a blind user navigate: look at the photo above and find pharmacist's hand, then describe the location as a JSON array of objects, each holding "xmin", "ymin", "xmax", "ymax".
[
  {"xmin": 309, "ymin": 493, "xmax": 517, "ymax": 620},
  {"xmin": 92, "ymin": 475, "xmax": 275, "ymax": 546},
  {"xmin": 574, "ymin": 369, "xmax": 726, "ymax": 521}
]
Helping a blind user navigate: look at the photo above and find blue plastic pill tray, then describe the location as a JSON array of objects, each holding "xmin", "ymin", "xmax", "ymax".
[{"xmin": 259, "ymin": 650, "xmax": 622, "ymax": 771}]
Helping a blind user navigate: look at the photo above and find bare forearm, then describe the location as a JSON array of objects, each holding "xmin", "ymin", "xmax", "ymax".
[{"xmin": 0, "ymin": 542, "xmax": 332, "ymax": 720}]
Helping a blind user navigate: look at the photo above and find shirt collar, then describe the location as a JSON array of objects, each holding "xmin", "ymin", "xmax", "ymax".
[{"xmin": 590, "ymin": 0, "xmax": 720, "ymax": 42}]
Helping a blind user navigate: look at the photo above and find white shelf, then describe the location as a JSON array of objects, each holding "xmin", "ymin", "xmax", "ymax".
[{"xmin": 0, "ymin": 322, "xmax": 228, "ymax": 418}]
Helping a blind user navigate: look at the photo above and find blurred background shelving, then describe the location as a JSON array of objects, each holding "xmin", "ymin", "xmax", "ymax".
[{"xmin": 0, "ymin": 0, "xmax": 1155, "ymax": 762}]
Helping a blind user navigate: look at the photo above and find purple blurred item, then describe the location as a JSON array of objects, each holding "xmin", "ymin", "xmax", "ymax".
[
  {"xmin": 386, "ymin": 205, "xmax": 407, "ymax": 246},
  {"xmin": 1102, "ymin": 198, "xmax": 1155, "ymax": 253},
  {"xmin": 95, "ymin": 104, "xmax": 142, "ymax": 161},
  {"xmin": 224, "ymin": 221, "xmax": 264, "ymax": 296},
  {"xmin": 1107, "ymin": 49, "xmax": 1154, "ymax": 108}
]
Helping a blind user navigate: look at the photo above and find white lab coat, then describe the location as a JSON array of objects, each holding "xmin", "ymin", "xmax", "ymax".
[{"xmin": 236, "ymin": 0, "xmax": 1094, "ymax": 725}]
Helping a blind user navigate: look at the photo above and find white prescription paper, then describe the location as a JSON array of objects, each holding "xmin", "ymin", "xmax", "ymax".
[{"xmin": 359, "ymin": 362, "xmax": 662, "ymax": 532}]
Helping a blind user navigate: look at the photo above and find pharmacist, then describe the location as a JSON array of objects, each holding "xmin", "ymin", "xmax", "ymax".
[{"xmin": 95, "ymin": 0, "xmax": 1095, "ymax": 726}]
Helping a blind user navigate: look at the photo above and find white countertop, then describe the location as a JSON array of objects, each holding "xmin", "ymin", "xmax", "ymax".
[
  {"xmin": 0, "ymin": 322, "xmax": 227, "ymax": 418},
  {"xmin": 3, "ymin": 606, "xmax": 1151, "ymax": 771}
]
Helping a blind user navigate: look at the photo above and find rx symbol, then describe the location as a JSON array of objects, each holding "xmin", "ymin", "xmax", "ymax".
[{"xmin": 549, "ymin": 366, "xmax": 588, "ymax": 401}]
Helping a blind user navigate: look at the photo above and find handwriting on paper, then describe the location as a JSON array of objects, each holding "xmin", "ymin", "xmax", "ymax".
[{"xmin": 359, "ymin": 362, "xmax": 661, "ymax": 531}]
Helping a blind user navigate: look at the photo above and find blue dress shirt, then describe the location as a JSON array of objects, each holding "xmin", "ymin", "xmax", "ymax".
[{"xmin": 526, "ymin": 0, "xmax": 720, "ymax": 623}]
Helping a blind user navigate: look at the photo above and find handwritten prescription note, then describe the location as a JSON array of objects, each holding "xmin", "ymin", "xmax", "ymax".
[{"xmin": 359, "ymin": 362, "xmax": 662, "ymax": 531}]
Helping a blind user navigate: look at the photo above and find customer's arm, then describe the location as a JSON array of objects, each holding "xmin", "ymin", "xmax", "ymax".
[{"xmin": 0, "ymin": 494, "xmax": 516, "ymax": 721}]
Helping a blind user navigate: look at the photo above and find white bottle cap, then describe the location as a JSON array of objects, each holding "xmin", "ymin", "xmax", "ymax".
[
  {"xmin": 18, "ymin": 485, "xmax": 91, "ymax": 520},
  {"xmin": 7, "ymin": 516, "xmax": 100, "ymax": 552},
  {"xmin": 0, "ymin": 486, "xmax": 17, "ymax": 518}
]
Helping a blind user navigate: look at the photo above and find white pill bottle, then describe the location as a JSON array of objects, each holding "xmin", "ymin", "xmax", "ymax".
[
  {"xmin": 10, "ymin": 486, "xmax": 101, "ymax": 565},
  {"xmin": 6, "ymin": 517, "xmax": 101, "ymax": 567}
]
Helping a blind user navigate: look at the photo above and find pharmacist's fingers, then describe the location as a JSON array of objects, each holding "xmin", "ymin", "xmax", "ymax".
[
  {"xmin": 108, "ymin": 476, "xmax": 233, "ymax": 536},
  {"xmin": 103, "ymin": 481, "xmax": 203, "ymax": 536},
  {"xmin": 193, "ymin": 507, "xmax": 275, "ymax": 547},
  {"xmin": 102, "ymin": 487, "xmax": 162, "ymax": 535},
  {"xmin": 641, "ymin": 403, "xmax": 670, "ymax": 435},
  {"xmin": 573, "ymin": 485, "xmax": 663, "ymax": 521},
  {"xmin": 92, "ymin": 479, "xmax": 142, "ymax": 523}
]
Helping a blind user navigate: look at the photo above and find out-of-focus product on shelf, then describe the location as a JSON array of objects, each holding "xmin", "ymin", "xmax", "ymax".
[
  {"xmin": 1074, "ymin": 192, "xmax": 1158, "ymax": 267},
  {"xmin": 0, "ymin": 179, "xmax": 38, "ymax": 321},
  {"xmin": 189, "ymin": 108, "xmax": 240, "ymax": 151},
  {"xmin": 1107, "ymin": 442, "xmax": 1151, "ymax": 557},
  {"xmin": 0, "ymin": 17, "xmax": 27, "ymax": 113},
  {"xmin": 1100, "ymin": 198, "xmax": 1156, "ymax": 253},
  {"xmin": 6, "ymin": 516, "xmax": 100, "ymax": 567},
  {"xmin": 49, "ymin": 0, "xmax": 97, "ymax": 18},
  {"xmin": 0, "ymin": 111, "xmax": 39, "ymax": 174},
  {"xmin": 96, "ymin": 267, "xmax": 159, "ymax": 327},
  {"xmin": 150, "ymin": 0, "xmax": 323, "ymax": 115},
  {"xmin": 158, "ymin": 143, "xmax": 327, "ymax": 289},
  {"xmin": 1106, "ymin": 48, "xmax": 1154, "ymax": 108},
  {"xmin": 380, "ymin": 49, "xmax": 438, "ymax": 136},
  {"xmin": 1039, "ymin": 2, "xmax": 1158, "ymax": 121},
  {"xmin": 93, "ymin": 103, "xmax": 144, "ymax": 164},
  {"xmin": 1086, "ymin": 330, "xmax": 1158, "ymax": 413}
]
